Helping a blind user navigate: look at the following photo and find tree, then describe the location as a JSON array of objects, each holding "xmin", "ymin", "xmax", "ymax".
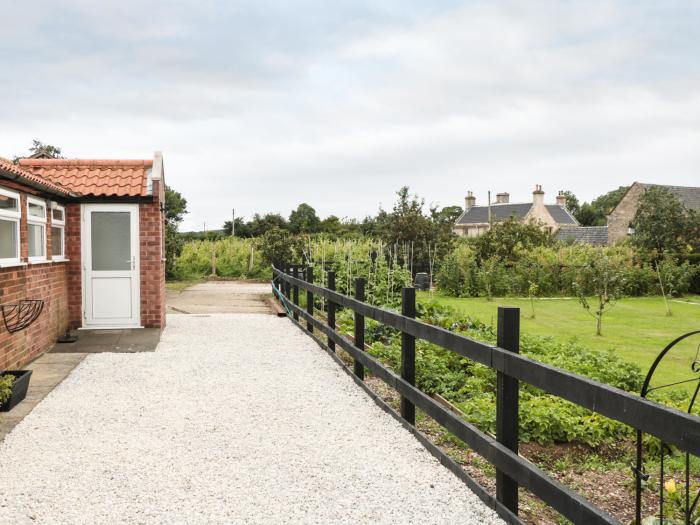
[
  {"xmin": 632, "ymin": 186, "xmax": 690, "ymax": 254},
  {"xmin": 249, "ymin": 213, "xmax": 288, "ymax": 237},
  {"xmin": 258, "ymin": 227, "xmax": 299, "ymax": 266},
  {"xmin": 165, "ymin": 187, "xmax": 187, "ymax": 227},
  {"xmin": 560, "ymin": 191, "xmax": 580, "ymax": 217},
  {"xmin": 164, "ymin": 186, "xmax": 188, "ymax": 278},
  {"xmin": 472, "ymin": 217, "xmax": 552, "ymax": 263},
  {"xmin": 573, "ymin": 249, "xmax": 626, "ymax": 336},
  {"xmin": 575, "ymin": 203, "xmax": 599, "ymax": 226},
  {"xmin": 319, "ymin": 215, "xmax": 342, "ymax": 236},
  {"xmin": 223, "ymin": 217, "xmax": 253, "ymax": 237},
  {"xmin": 376, "ymin": 187, "xmax": 456, "ymax": 271},
  {"xmin": 13, "ymin": 139, "xmax": 64, "ymax": 163},
  {"xmin": 288, "ymin": 203, "xmax": 320, "ymax": 234},
  {"xmin": 575, "ymin": 186, "xmax": 629, "ymax": 226},
  {"xmin": 432, "ymin": 205, "xmax": 463, "ymax": 225}
]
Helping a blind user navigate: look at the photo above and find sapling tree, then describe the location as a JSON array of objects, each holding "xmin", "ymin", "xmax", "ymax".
[
  {"xmin": 528, "ymin": 281, "xmax": 539, "ymax": 319},
  {"xmin": 574, "ymin": 250, "xmax": 625, "ymax": 336}
]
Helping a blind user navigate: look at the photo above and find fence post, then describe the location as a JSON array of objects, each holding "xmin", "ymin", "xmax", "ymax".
[
  {"xmin": 327, "ymin": 271, "xmax": 336, "ymax": 352},
  {"xmin": 306, "ymin": 266, "xmax": 314, "ymax": 333},
  {"xmin": 353, "ymin": 277, "xmax": 366, "ymax": 380},
  {"xmin": 283, "ymin": 263, "xmax": 290, "ymax": 299},
  {"xmin": 292, "ymin": 266, "xmax": 299, "ymax": 321},
  {"xmin": 401, "ymin": 287, "xmax": 416, "ymax": 425},
  {"xmin": 496, "ymin": 306, "xmax": 520, "ymax": 515}
]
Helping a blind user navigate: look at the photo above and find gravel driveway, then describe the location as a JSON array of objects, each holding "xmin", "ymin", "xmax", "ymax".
[{"xmin": 0, "ymin": 314, "xmax": 503, "ymax": 525}]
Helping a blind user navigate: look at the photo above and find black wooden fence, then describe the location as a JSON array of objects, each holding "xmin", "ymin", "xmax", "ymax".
[{"xmin": 271, "ymin": 265, "xmax": 700, "ymax": 525}]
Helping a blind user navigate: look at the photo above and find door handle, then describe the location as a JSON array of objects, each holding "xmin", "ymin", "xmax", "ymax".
[{"xmin": 132, "ymin": 256, "xmax": 135, "ymax": 270}]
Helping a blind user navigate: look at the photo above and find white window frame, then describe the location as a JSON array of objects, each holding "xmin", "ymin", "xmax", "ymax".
[
  {"xmin": 0, "ymin": 186, "xmax": 21, "ymax": 265},
  {"xmin": 51, "ymin": 202, "xmax": 66, "ymax": 260},
  {"xmin": 27, "ymin": 196, "xmax": 47, "ymax": 263}
]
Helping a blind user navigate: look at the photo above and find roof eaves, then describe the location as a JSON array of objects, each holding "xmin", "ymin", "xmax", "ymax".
[{"xmin": 0, "ymin": 160, "xmax": 77, "ymax": 198}]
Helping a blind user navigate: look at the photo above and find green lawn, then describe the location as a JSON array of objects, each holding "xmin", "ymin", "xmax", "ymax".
[{"xmin": 418, "ymin": 292, "xmax": 700, "ymax": 390}]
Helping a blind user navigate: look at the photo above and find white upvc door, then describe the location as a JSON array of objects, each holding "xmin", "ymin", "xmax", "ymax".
[{"xmin": 82, "ymin": 203, "xmax": 141, "ymax": 328}]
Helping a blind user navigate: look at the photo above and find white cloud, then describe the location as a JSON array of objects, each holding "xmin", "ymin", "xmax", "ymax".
[{"xmin": 1, "ymin": 0, "xmax": 698, "ymax": 230}]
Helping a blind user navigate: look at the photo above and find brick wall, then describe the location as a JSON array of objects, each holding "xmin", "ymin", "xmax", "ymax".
[
  {"xmin": 0, "ymin": 188, "xmax": 70, "ymax": 370},
  {"xmin": 65, "ymin": 203, "xmax": 82, "ymax": 329},
  {"xmin": 1, "ymin": 177, "xmax": 166, "ymax": 369},
  {"xmin": 139, "ymin": 188, "xmax": 166, "ymax": 328}
]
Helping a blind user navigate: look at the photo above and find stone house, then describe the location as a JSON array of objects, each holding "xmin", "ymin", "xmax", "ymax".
[
  {"xmin": 0, "ymin": 154, "xmax": 166, "ymax": 370},
  {"xmin": 453, "ymin": 185, "xmax": 578, "ymax": 237},
  {"xmin": 607, "ymin": 182, "xmax": 700, "ymax": 244}
]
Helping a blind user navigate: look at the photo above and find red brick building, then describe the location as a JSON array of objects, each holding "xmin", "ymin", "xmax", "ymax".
[{"xmin": 0, "ymin": 153, "xmax": 166, "ymax": 370}]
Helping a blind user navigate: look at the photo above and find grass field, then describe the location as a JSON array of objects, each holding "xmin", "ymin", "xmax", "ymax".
[{"xmin": 418, "ymin": 292, "xmax": 700, "ymax": 390}]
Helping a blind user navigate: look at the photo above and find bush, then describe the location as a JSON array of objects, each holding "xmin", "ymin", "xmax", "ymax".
[
  {"xmin": 436, "ymin": 241, "xmax": 695, "ymax": 298},
  {"xmin": 172, "ymin": 237, "xmax": 268, "ymax": 280},
  {"xmin": 0, "ymin": 374, "xmax": 13, "ymax": 405}
]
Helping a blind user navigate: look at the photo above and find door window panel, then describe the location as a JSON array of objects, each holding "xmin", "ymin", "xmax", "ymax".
[{"xmin": 91, "ymin": 211, "xmax": 131, "ymax": 271}]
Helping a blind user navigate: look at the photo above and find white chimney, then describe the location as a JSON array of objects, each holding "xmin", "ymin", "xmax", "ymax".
[
  {"xmin": 556, "ymin": 191, "xmax": 567, "ymax": 207},
  {"xmin": 465, "ymin": 191, "xmax": 476, "ymax": 210},
  {"xmin": 496, "ymin": 192, "xmax": 509, "ymax": 204},
  {"xmin": 532, "ymin": 184, "xmax": 545, "ymax": 207}
]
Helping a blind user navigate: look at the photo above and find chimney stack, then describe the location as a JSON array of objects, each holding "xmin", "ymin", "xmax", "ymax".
[
  {"xmin": 496, "ymin": 192, "xmax": 509, "ymax": 204},
  {"xmin": 465, "ymin": 191, "xmax": 476, "ymax": 210},
  {"xmin": 532, "ymin": 184, "xmax": 545, "ymax": 206},
  {"xmin": 556, "ymin": 191, "xmax": 567, "ymax": 207}
]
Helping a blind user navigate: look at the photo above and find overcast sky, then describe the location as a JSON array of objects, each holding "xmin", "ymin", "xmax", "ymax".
[{"xmin": 1, "ymin": 1, "xmax": 698, "ymax": 231}]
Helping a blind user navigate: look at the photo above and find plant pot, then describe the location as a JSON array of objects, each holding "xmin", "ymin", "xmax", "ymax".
[{"xmin": 0, "ymin": 370, "xmax": 32, "ymax": 412}]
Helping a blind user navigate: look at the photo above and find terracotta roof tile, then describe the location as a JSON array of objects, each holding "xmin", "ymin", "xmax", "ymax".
[
  {"xmin": 18, "ymin": 159, "xmax": 153, "ymax": 197},
  {"xmin": 0, "ymin": 157, "xmax": 74, "ymax": 196}
]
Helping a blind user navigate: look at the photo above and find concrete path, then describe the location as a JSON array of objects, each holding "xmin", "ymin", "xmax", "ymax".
[
  {"xmin": 167, "ymin": 281, "xmax": 272, "ymax": 314},
  {"xmin": 0, "ymin": 314, "xmax": 503, "ymax": 524}
]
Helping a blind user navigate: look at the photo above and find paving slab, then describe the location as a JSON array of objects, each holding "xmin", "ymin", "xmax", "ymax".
[
  {"xmin": 167, "ymin": 280, "xmax": 273, "ymax": 314},
  {"xmin": 49, "ymin": 328, "xmax": 161, "ymax": 354}
]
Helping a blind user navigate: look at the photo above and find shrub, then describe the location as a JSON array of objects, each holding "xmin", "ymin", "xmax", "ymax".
[{"xmin": 0, "ymin": 374, "xmax": 13, "ymax": 405}]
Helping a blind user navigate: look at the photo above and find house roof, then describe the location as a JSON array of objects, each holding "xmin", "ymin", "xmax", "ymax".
[
  {"xmin": 455, "ymin": 202, "xmax": 577, "ymax": 225},
  {"xmin": 545, "ymin": 205, "xmax": 578, "ymax": 224},
  {"xmin": 0, "ymin": 157, "xmax": 75, "ymax": 197},
  {"xmin": 555, "ymin": 226, "xmax": 609, "ymax": 246},
  {"xmin": 639, "ymin": 183, "xmax": 700, "ymax": 211},
  {"xmin": 18, "ymin": 159, "xmax": 153, "ymax": 197}
]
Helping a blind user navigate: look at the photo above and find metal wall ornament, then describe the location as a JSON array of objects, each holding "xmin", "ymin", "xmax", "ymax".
[
  {"xmin": 635, "ymin": 330, "xmax": 700, "ymax": 525},
  {"xmin": 0, "ymin": 299, "xmax": 44, "ymax": 333}
]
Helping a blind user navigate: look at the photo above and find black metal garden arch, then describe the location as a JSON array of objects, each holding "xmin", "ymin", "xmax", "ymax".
[{"xmin": 635, "ymin": 330, "xmax": 700, "ymax": 525}]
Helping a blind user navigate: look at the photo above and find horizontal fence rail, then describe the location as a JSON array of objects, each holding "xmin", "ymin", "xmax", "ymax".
[{"xmin": 271, "ymin": 265, "xmax": 700, "ymax": 524}]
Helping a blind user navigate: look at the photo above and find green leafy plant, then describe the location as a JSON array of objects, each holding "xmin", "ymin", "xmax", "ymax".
[{"xmin": 0, "ymin": 374, "xmax": 13, "ymax": 405}]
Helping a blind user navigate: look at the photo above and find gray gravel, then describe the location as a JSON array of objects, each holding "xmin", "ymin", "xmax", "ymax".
[{"xmin": 0, "ymin": 314, "xmax": 503, "ymax": 525}]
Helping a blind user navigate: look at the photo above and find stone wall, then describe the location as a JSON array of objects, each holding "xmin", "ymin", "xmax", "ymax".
[{"xmin": 607, "ymin": 183, "xmax": 641, "ymax": 244}]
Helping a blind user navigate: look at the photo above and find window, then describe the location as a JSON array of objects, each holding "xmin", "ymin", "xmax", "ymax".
[
  {"xmin": 0, "ymin": 186, "xmax": 20, "ymax": 265},
  {"xmin": 51, "ymin": 203, "xmax": 66, "ymax": 259},
  {"xmin": 27, "ymin": 197, "xmax": 47, "ymax": 262}
]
